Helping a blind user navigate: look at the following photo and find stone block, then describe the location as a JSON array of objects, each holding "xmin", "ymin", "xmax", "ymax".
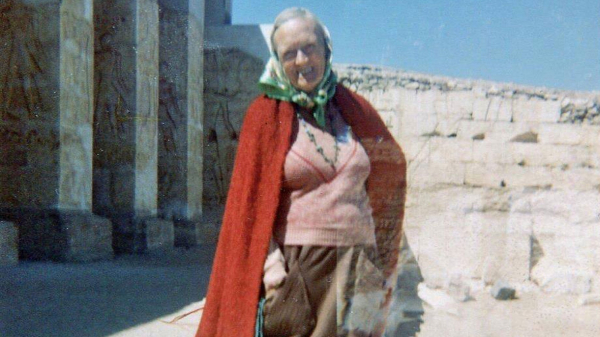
[
  {"xmin": 456, "ymin": 120, "xmax": 538, "ymax": 143},
  {"xmin": 59, "ymin": 212, "xmax": 113, "ymax": 262},
  {"xmin": 472, "ymin": 142, "xmax": 517, "ymax": 165},
  {"xmin": 446, "ymin": 274, "xmax": 471, "ymax": 301},
  {"xmin": 473, "ymin": 96, "xmax": 512, "ymax": 122},
  {"xmin": 512, "ymin": 98, "xmax": 561, "ymax": 123},
  {"xmin": 112, "ymin": 216, "xmax": 174, "ymax": 254},
  {"xmin": 465, "ymin": 163, "xmax": 553, "ymax": 188},
  {"xmin": 581, "ymin": 125, "xmax": 600, "ymax": 147},
  {"xmin": 524, "ymin": 190, "xmax": 600, "ymax": 224},
  {"xmin": 144, "ymin": 218, "xmax": 174, "ymax": 251},
  {"xmin": 174, "ymin": 219, "xmax": 218, "ymax": 247},
  {"xmin": 377, "ymin": 110, "xmax": 401, "ymax": 141},
  {"xmin": 411, "ymin": 211, "xmax": 508, "ymax": 285},
  {"xmin": 0, "ymin": 221, "xmax": 18, "ymax": 265},
  {"xmin": 472, "ymin": 143, "xmax": 593, "ymax": 168},
  {"xmin": 537, "ymin": 270, "xmax": 593, "ymax": 295},
  {"xmin": 398, "ymin": 137, "xmax": 428, "ymax": 162},
  {"xmin": 399, "ymin": 112, "xmax": 438, "ymax": 138},
  {"xmin": 408, "ymin": 161, "xmax": 465, "ymax": 187},
  {"xmin": 434, "ymin": 119, "xmax": 462, "ymax": 137},
  {"xmin": 491, "ymin": 213, "xmax": 532, "ymax": 284},
  {"xmin": 413, "ymin": 138, "xmax": 473, "ymax": 164},
  {"xmin": 551, "ymin": 167, "xmax": 600, "ymax": 191},
  {"xmin": 12, "ymin": 210, "xmax": 112, "ymax": 261},
  {"xmin": 444, "ymin": 91, "xmax": 475, "ymax": 118},
  {"xmin": 537, "ymin": 123, "xmax": 588, "ymax": 145},
  {"xmin": 399, "ymin": 89, "xmax": 440, "ymax": 117}
]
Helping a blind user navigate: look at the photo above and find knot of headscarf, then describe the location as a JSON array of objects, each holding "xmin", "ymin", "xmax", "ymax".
[{"xmin": 257, "ymin": 24, "xmax": 337, "ymax": 128}]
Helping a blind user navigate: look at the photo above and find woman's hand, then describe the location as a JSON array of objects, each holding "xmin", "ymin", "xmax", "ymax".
[{"xmin": 263, "ymin": 247, "xmax": 287, "ymax": 295}]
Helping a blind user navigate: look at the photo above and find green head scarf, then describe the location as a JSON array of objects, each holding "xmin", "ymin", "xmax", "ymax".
[{"xmin": 258, "ymin": 18, "xmax": 337, "ymax": 128}]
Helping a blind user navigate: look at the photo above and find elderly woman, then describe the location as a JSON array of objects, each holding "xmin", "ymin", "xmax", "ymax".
[{"xmin": 196, "ymin": 8, "xmax": 406, "ymax": 337}]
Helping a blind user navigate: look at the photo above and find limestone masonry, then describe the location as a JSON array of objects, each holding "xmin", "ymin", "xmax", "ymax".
[{"xmin": 1, "ymin": 1, "xmax": 598, "ymax": 301}]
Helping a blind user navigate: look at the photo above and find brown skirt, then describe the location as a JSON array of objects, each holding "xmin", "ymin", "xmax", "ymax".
[{"xmin": 263, "ymin": 245, "xmax": 387, "ymax": 337}]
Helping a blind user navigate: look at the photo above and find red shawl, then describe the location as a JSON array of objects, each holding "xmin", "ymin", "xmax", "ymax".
[{"xmin": 196, "ymin": 84, "xmax": 406, "ymax": 337}]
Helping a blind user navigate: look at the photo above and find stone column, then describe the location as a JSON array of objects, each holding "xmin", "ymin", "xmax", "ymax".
[
  {"xmin": 157, "ymin": 0, "xmax": 208, "ymax": 246},
  {"xmin": 93, "ymin": 0, "xmax": 173, "ymax": 253},
  {"xmin": 0, "ymin": 0, "xmax": 112, "ymax": 262},
  {"xmin": 58, "ymin": 0, "xmax": 113, "ymax": 261}
]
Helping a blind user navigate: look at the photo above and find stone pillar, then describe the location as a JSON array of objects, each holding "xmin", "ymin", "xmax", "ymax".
[
  {"xmin": 0, "ymin": 0, "xmax": 112, "ymax": 261},
  {"xmin": 93, "ymin": 0, "xmax": 173, "ymax": 253},
  {"xmin": 157, "ymin": 0, "xmax": 209, "ymax": 246},
  {"xmin": 205, "ymin": 0, "xmax": 231, "ymax": 25}
]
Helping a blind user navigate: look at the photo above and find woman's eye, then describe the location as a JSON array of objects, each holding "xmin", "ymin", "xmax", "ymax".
[
  {"xmin": 283, "ymin": 51, "xmax": 296, "ymax": 61},
  {"xmin": 303, "ymin": 45, "xmax": 315, "ymax": 55}
]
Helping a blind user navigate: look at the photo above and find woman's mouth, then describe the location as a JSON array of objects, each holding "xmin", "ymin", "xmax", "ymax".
[{"xmin": 298, "ymin": 67, "xmax": 315, "ymax": 81}]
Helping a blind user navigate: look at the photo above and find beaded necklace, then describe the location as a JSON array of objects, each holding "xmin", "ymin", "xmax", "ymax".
[{"xmin": 296, "ymin": 110, "xmax": 340, "ymax": 169}]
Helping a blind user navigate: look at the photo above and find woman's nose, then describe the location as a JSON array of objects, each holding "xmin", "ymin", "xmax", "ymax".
[{"xmin": 295, "ymin": 50, "xmax": 308, "ymax": 64}]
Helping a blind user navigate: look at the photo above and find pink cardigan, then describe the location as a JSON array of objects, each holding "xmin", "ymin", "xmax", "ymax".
[{"xmin": 196, "ymin": 84, "xmax": 407, "ymax": 337}]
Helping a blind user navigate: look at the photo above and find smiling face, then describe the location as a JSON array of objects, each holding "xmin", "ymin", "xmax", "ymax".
[{"xmin": 273, "ymin": 17, "xmax": 327, "ymax": 93}]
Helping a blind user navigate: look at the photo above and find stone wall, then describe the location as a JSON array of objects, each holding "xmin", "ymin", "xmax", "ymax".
[
  {"xmin": 200, "ymin": 43, "xmax": 600, "ymax": 295},
  {"xmin": 336, "ymin": 65, "xmax": 600, "ymax": 294},
  {"xmin": 202, "ymin": 47, "xmax": 264, "ymax": 214}
]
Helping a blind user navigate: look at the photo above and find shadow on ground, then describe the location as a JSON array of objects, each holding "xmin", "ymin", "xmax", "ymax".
[{"xmin": 0, "ymin": 245, "xmax": 216, "ymax": 337}]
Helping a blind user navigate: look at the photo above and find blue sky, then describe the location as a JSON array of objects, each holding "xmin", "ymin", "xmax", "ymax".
[{"xmin": 233, "ymin": 0, "xmax": 600, "ymax": 91}]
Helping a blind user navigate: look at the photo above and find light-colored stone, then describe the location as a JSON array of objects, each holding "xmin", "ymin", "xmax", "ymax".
[
  {"xmin": 0, "ymin": 221, "xmax": 18, "ymax": 265},
  {"xmin": 473, "ymin": 96, "xmax": 512, "ymax": 122},
  {"xmin": 409, "ymin": 137, "xmax": 474, "ymax": 164},
  {"xmin": 551, "ymin": 167, "xmax": 600, "ymax": 191},
  {"xmin": 378, "ymin": 110, "xmax": 401, "ymax": 140},
  {"xmin": 59, "ymin": 0, "xmax": 94, "ymax": 210},
  {"xmin": 536, "ymin": 270, "xmax": 593, "ymax": 295},
  {"xmin": 538, "ymin": 123, "xmax": 589, "ymax": 145},
  {"xmin": 465, "ymin": 163, "xmax": 553, "ymax": 188},
  {"xmin": 399, "ymin": 111, "xmax": 439, "ymax": 137},
  {"xmin": 455, "ymin": 120, "xmax": 538, "ymax": 143},
  {"xmin": 408, "ymin": 161, "xmax": 465, "ymax": 187},
  {"xmin": 134, "ymin": 0, "xmax": 159, "ymax": 216},
  {"xmin": 472, "ymin": 142, "xmax": 596, "ymax": 168},
  {"xmin": 512, "ymin": 97, "xmax": 561, "ymax": 123}
]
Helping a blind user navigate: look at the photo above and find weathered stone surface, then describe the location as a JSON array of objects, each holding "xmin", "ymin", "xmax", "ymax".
[
  {"xmin": 472, "ymin": 143, "xmax": 596, "ymax": 168},
  {"xmin": 144, "ymin": 218, "xmax": 174, "ymax": 251},
  {"xmin": 59, "ymin": 0, "xmax": 94, "ymax": 211},
  {"xmin": 5, "ymin": 209, "xmax": 112, "ymax": 261},
  {"xmin": 408, "ymin": 161, "xmax": 465, "ymax": 187},
  {"xmin": 58, "ymin": 211, "xmax": 113, "ymax": 261},
  {"xmin": 0, "ymin": 0, "xmax": 60, "ymax": 208},
  {"xmin": 203, "ymin": 47, "xmax": 264, "ymax": 208},
  {"xmin": 512, "ymin": 97, "xmax": 561, "ymax": 123},
  {"xmin": 446, "ymin": 274, "xmax": 471, "ymax": 302},
  {"xmin": 456, "ymin": 120, "xmax": 538, "ymax": 143},
  {"xmin": 175, "ymin": 218, "xmax": 219, "ymax": 248},
  {"xmin": 473, "ymin": 96, "xmax": 512, "ymax": 122},
  {"xmin": 112, "ymin": 216, "xmax": 175, "ymax": 254},
  {"xmin": 134, "ymin": 0, "xmax": 159, "ymax": 216},
  {"xmin": 0, "ymin": 221, "xmax": 18, "ymax": 265},
  {"xmin": 465, "ymin": 163, "xmax": 553, "ymax": 188}
]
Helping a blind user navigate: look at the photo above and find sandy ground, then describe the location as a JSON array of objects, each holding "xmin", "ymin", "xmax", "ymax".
[
  {"xmin": 1, "ymin": 246, "xmax": 215, "ymax": 337},
  {"xmin": 2, "ymin": 246, "xmax": 600, "ymax": 337},
  {"xmin": 414, "ymin": 291, "xmax": 600, "ymax": 337}
]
